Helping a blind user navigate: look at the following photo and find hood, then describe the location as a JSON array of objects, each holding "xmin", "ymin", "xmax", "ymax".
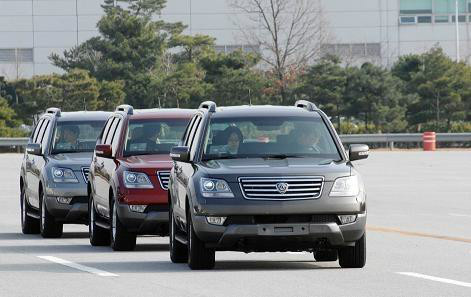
[
  {"xmin": 198, "ymin": 158, "xmax": 352, "ymax": 182},
  {"xmin": 119, "ymin": 154, "xmax": 173, "ymax": 175},
  {"xmin": 48, "ymin": 152, "xmax": 93, "ymax": 169}
]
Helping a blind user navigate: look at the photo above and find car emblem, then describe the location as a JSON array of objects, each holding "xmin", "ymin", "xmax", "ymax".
[{"xmin": 276, "ymin": 182, "xmax": 289, "ymax": 194}]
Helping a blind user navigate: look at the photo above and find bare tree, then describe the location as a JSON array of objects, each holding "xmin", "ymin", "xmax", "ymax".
[{"xmin": 231, "ymin": 0, "xmax": 330, "ymax": 103}]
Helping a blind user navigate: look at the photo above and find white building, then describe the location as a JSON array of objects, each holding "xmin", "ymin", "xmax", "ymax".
[{"xmin": 0, "ymin": 0, "xmax": 469, "ymax": 79}]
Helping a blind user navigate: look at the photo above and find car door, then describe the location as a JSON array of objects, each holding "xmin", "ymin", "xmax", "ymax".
[
  {"xmin": 25, "ymin": 118, "xmax": 44, "ymax": 208},
  {"xmin": 93, "ymin": 117, "xmax": 115, "ymax": 215},
  {"xmin": 30, "ymin": 118, "xmax": 51, "ymax": 208},
  {"xmin": 175, "ymin": 114, "xmax": 203, "ymax": 221},
  {"xmin": 94, "ymin": 116, "xmax": 123, "ymax": 218}
]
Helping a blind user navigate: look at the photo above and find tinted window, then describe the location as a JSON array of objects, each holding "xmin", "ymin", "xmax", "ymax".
[
  {"xmin": 123, "ymin": 119, "xmax": 188, "ymax": 156},
  {"xmin": 189, "ymin": 117, "xmax": 203, "ymax": 159},
  {"xmin": 105, "ymin": 118, "xmax": 119, "ymax": 145},
  {"xmin": 32, "ymin": 119, "xmax": 45, "ymax": 143},
  {"xmin": 51, "ymin": 121, "xmax": 106, "ymax": 154},
  {"xmin": 184, "ymin": 116, "xmax": 198, "ymax": 146},
  {"xmin": 101, "ymin": 118, "xmax": 114, "ymax": 144},
  {"xmin": 111, "ymin": 119, "xmax": 122, "ymax": 156},
  {"xmin": 40, "ymin": 120, "xmax": 52, "ymax": 153},
  {"xmin": 202, "ymin": 116, "xmax": 341, "ymax": 162}
]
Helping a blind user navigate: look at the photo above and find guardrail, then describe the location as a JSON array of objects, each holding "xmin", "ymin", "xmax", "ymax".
[{"xmin": 1, "ymin": 133, "xmax": 471, "ymax": 149}]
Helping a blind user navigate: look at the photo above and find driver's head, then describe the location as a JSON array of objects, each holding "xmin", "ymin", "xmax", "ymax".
[
  {"xmin": 293, "ymin": 128, "xmax": 320, "ymax": 146},
  {"xmin": 62, "ymin": 126, "xmax": 79, "ymax": 143},
  {"xmin": 143, "ymin": 123, "xmax": 162, "ymax": 141}
]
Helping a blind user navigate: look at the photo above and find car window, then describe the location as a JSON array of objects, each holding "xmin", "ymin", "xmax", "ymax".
[
  {"xmin": 51, "ymin": 121, "xmax": 106, "ymax": 154},
  {"xmin": 32, "ymin": 119, "xmax": 45, "ymax": 143},
  {"xmin": 105, "ymin": 118, "xmax": 119, "ymax": 145},
  {"xmin": 123, "ymin": 119, "xmax": 189, "ymax": 156},
  {"xmin": 189, "ymin": 117, "xmax": 203, "ymax": 160},
  {"xmin": 40, "ymin": 120, "xmax": 52, "ymax": 153},
  {"xmin": 100, "ymin": 118, "xmax": 114, "ymax": 144},
  {"xmin": 111, "ymin": 118, "xmax": 122, "ymax": 156},
  {"xmin": 183, "ymin": 116, "xmax": 198, "ymax": 146},
  {"xmin": 202, "ymin": 115, "xmax": 341, "ymax": 162}
]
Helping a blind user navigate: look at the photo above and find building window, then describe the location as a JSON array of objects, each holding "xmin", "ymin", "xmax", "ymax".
[
  {"xmin": 321, "ymin": 43, "xmax": 381, "ymax": 58},
  {"xmin": 0, "ymin": 48, "xmax": 34, "ymax": 63},
  {"xmin": 452, "ymin": 15, "xmax": 467, "ymax": 22},
  {"xmin": 214, "ymin": 44, "xmax": 260, "ymax": 54},
  {"xmin": 418, "ymin": 15, "xmax": 433, "ymax": 22},
  {"xmin": 400, "ymin": 0, "xmax": 432, "ymax": 14},
  {"xmin": 435, "ymin": 15, "xmax": 449, "ymax": 22}
]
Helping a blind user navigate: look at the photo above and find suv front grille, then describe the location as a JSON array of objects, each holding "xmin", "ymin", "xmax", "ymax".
[
  {"xmin": 239, "ymin": 176, "xmax": 324, "ymax": 200},
  {"xmin": 82, "ymin": 167, "xmax": 90, "ymax": 183},
  {"xmin": 157, "ymin": 171, "xmax": 170, "ymax": 190}
]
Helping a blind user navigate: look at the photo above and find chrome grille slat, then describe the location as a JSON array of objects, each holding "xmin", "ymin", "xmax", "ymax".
[
  {"xmin": 239, "ymin": 176, "xmax": 324, "ymax": 200},
  {"xmin": 157, "ymin": 171, "xmax": 170, "ymax": 190},
  {"xmin": 82, "ymin": 167, "xmax": 90, "ymax": 183}
]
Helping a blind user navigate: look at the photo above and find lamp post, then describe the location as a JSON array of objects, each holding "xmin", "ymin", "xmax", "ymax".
[{"xmin": 456, "ymin": 0, "xmax": 460, "ymax": 61}]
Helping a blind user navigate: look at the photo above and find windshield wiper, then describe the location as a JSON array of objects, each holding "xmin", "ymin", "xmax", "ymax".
[{"xmin": 263, "ymin": 154, "xmax": 303, "ymax": 160}]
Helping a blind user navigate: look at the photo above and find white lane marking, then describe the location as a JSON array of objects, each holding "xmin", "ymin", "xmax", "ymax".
[
  {"xmin": 449, "ymin": 213, "xmax": 471, "ymax": 218},
  {"xmin": 287, "ymin": 252, "xmax": 305, "ymax": 255},
  {"xmin": 38, "ymin": 256, "xmax": 118, "ymax": 277},
  {"xmin": 398, "ymin": 272, "xmax": 471, "ymax": 288}
]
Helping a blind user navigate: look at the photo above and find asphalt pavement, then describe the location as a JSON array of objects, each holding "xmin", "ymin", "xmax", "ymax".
[{"xmin": 0, "ymin": 151, "xmax": 470, "ymax": 297}]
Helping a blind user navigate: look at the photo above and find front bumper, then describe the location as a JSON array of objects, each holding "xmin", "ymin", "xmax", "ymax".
[
  {"xmin": 117, "ymin": 204, "xmax": 169, "ymax": 235},
  {"xmin": 45, "ymin": 195, "xmax": 88, "ymax": 224},
  {"xmin": 192, "ymin": 213, "xmax": 366, "ymax": 251}
]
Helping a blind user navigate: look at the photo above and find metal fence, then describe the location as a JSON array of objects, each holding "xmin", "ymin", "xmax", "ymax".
[{"xmin": 1, "ymin": 133, "xmax": 471, "ymax": 149}]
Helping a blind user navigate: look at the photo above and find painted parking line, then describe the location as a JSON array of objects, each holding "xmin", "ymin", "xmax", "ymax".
[
  {"xmin": 367, "ymin": 226, "xmax": 471, "ymax": 244},
  {"xmin": 397, "ymin": 272, "xmax": 471, "ymax": 288},
  {"xmin": 37, "ymin": 256, "xmax": 118, "ymax": 277}
]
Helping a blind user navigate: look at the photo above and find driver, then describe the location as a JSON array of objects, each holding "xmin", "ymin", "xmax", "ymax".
[
  {"xmin": 292, "ymin": 128, "xmax": 321, "ymax": 153},
  {"xmin": 55, "ymin": 125, "xmax": 79, "ymax": 150},
  {"xmin": 222, "ymin": 126, "xmax": 243, "ymax": 154}
]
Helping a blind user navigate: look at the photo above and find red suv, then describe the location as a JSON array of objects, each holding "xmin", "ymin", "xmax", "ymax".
[{"xmin": 88, "ymin": 105, "xmax": 193, "ymax": 251}]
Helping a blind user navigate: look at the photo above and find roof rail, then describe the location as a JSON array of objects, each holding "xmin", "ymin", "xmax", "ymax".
[
  {"xmin": 199, "ymin": 101, "xmax": 217, "ymax": 113},
  {"xmin": 115, "ymin": 104, "xmax": 134, "ymax": 115},
  {"xmin": 294, "ymin": 100, "xmax": 318, "ymax": 112},
  {"xmin": 46, "ymin": 107, "xmax": 61, "ymax": 117}
]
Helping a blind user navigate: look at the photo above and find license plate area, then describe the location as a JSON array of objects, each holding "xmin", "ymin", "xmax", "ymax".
[{"xmin": 257, "ymin": 224, "xmax": 309, "ymax": 236}]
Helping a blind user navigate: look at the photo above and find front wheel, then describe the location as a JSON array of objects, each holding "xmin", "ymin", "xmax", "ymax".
[
  {"xmin": 20, "ymin": 187, "xmax": 39, "ymax": 234},
  {"xmin": 187, "ymin": 214, "xmax": 215, "ymax": 270},
  {"xmin": 89, "ymin": 194, "xmax": 110, "ymax": 246},
  {"xmin": 339, "ymin": 233, "xmax": 366, "ymax": 268},
  {"xmin": 169, "ymin": 203, "xmax": 188, "ymax": 263},
  {"xmin": 39, "ymin": 192, "xmax": 63, "ymax": 238},
  {"xmin": 110, "ymin": 199, "xmax": 136, "ymax": 251}
]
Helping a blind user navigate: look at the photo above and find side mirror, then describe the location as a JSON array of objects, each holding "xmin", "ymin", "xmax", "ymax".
[
  {"xmin": 349, "ymin": 144, "xmax": 369, "ymax": 161},
  {"xmin": 95, "ymin": 144, "xmax": 112, "ymax": 158},
  {"xmin": 26, "ymin": 143, "xmax": 42, "ymax": 156},
  {"xmin": 170, "ymin": 146, "xmax": 190, "ymax": 162}
]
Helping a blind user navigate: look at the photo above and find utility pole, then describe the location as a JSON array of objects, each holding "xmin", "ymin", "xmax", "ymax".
[{"xmin": 455, "ymin": 0, "xmax": 460, "ymax": 61}]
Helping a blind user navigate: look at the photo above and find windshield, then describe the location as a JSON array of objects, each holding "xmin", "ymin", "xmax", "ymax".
[
  {"xmin": 202, "ymin": 116, "xmax": 341, "ymax": 161},
  {"xmin": 123, "ymin": 119, "xmax": 188, "ymax": 156},
  {"xmin": 51, "ymin": 121, "xmax": 105, "ymax": 154}
]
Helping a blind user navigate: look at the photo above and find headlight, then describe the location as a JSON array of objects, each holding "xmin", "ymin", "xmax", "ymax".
[
  {"xmin": 329, "ymin": 176, "xmax": 359, "ymax": 197},
  {"xmin": 52, "ymin": 167, "xmax": 78, "ymax": 183},
  {"xmin": 123, "ymin": 171, "xmax": 153, "ymax": 189},
  {"xmin": 200, "ymin": 178, "xmax": 234, "ymax": 198}
]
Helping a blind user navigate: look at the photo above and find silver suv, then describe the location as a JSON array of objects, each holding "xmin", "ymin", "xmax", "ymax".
[{"xmin": 20, "ymin": 108, "xmax": 109, "ymax": 238}]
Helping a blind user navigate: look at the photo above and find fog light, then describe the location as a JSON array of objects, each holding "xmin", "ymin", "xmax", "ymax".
[
  {"xmin": 129, "ymin": 205, "xmax": 147, "ymax": 213},
  {"xmin": 338, "ymin": 215, "xmax": 357, "ymax": 225},
  {"xmin": 206, "ymin": 216, "xmax": 227, "ymax": 226},
  {"xmin": 56, "ymin": 197, "xmax": 72, "ymax": 204}
]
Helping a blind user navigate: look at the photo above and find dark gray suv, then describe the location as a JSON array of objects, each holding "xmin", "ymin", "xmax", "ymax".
[
  {"xmin": 20, "ymin": 108, "xmax": 109, "ymax": 238},
  {"xmin": 168, "ymin": 101, "xmax": 369, "ymax": 269}
]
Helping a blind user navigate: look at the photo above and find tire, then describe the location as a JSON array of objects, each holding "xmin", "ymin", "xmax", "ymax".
[
  {"xmin": 20, "ymin": 186, "xmax": 39, "ymax": 234},
  {"xmin": 169, "ymin": 203, "xmax": 188, "ymax": 263},
  {"xmin": 339, "ymin": 233, "xmax": 366, "ymax": 268},
  {"xmin": 89, "ymin": 194, "xmax": 110, "ymax": 246},
  {"xmin": 110, "ymin": 199, "xmax": 136, "ymax": 251},
  {"xmin": 39, "ymin": 191, "xmax": 63, "ymax": 238},
  {"xmin": 314, "ymin": 250, "xmax": 338, "ymax": 262},
  {"xmin": 187, "ymin": 213, "xmax": 215, "ymax": 270}
]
